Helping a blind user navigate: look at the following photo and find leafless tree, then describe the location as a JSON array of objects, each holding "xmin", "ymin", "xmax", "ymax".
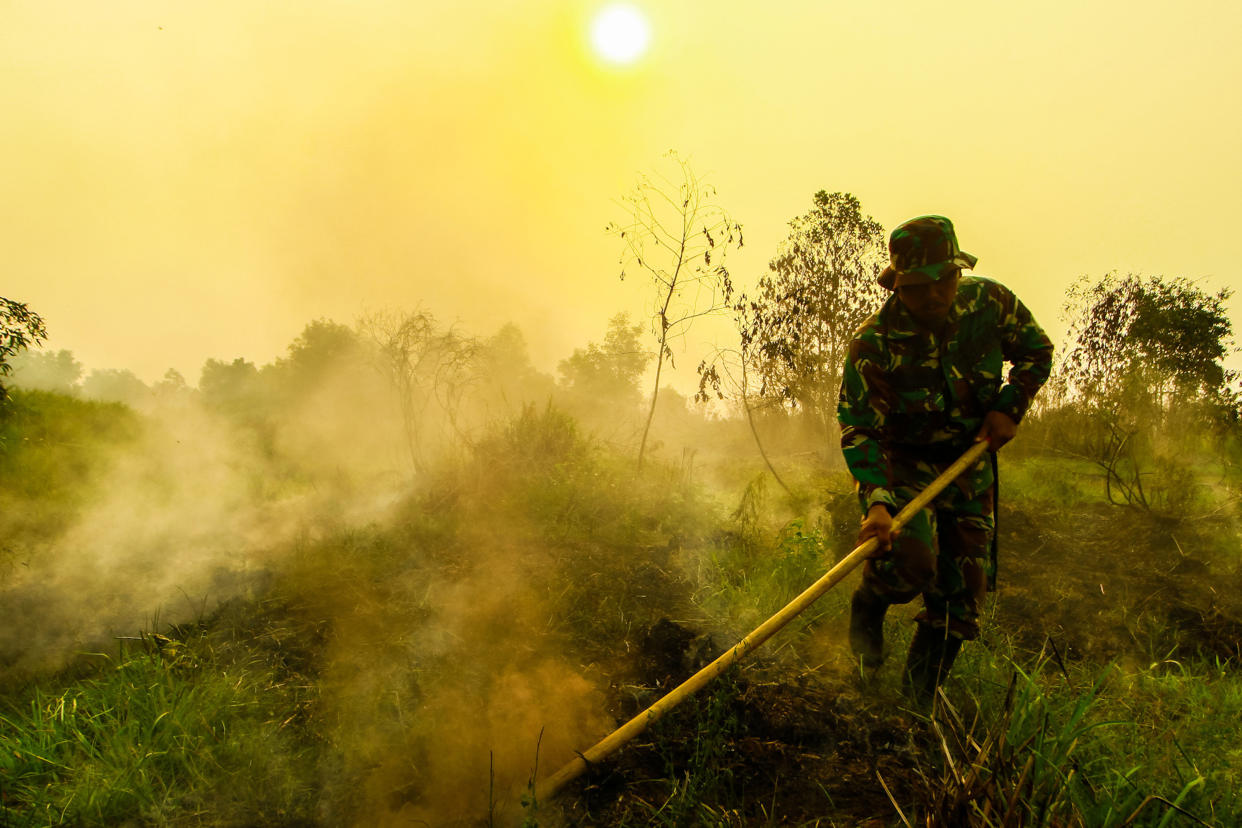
[
  {"xmin": 608, "ymin": 151, "xmax": 742, "ymax": 470},
  {"xmin": 357, "ymin": 309, "xmax": 477, "ymax": 473}
]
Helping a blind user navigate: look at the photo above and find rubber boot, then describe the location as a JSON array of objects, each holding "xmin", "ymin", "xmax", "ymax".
[
  {"xmin": 902, "ymin": 623, "xmax": 963, "ymax": 705},
  {"xmin": 848, "ymin": 589, "xmax": 889, "ymax": 671}
]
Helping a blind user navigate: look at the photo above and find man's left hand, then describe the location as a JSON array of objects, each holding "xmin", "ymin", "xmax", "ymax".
[{"xmin": 976, "ymin": 410, "xmax": 1018, "ymax": 451}]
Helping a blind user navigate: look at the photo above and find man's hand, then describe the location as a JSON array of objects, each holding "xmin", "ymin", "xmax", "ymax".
[
  {"xmin": 859, "ymin": 503, "xmax": 899, "ymax": 555},
  {"xmin": 976, "ymin": 410, "xmax": 1018, "ymax": 451}
]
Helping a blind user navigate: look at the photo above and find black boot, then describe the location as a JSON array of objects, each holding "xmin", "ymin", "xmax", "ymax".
[
  {"xmin": 848, "ymin": 589, "xmax": 889, "ymax": 670},
  {"xmin": 903, "ymin": 623, "xmax": 963, "ymax": 705}
]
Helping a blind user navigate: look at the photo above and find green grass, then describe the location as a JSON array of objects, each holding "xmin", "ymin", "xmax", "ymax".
[
  {"xmin": 944, "ymin": 635, "xmax": 1241, "ymax": 827},
  {"xmin": 0, "ymin": 632, "xmax": 319, "ymax": 825},
  {"xmin": 636, "ymin": 672, "xmax": 745, "ymax": 827},
  {"xmin": 1002, "ymin": 454, "xmax": 1108, "ymax": 507},
  {"xmin": 691, "ymin": 516, "xmax": 838, "ymax": 638}
]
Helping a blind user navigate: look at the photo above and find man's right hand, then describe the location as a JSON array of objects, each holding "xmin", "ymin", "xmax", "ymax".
[{"xmin": 859, "ymin": 503, "xmax": 899, "ymax": 554}]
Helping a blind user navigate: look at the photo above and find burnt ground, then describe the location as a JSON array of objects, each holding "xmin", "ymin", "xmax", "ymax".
[
  {"xmin": 547, "ymin": 499, "xmax": 1242, "ymax": 826},
  {"xmin": 991, "ymin": 501, "xmax": 1242, "ymax": 667},
  {"xmin": 554, "ymin": 622, "xmax": 931, "ymax": 826}
]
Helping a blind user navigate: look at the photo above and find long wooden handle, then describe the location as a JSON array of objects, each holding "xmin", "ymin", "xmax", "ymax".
[{"xmin": 537, "ymin": 440, "xmax": 990, "ymax": 798}]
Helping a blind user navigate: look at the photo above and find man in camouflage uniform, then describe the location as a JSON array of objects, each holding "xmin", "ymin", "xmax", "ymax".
[{"xmin": 837, "ymin": 215, "xmax": 1053, "ymax": 701}]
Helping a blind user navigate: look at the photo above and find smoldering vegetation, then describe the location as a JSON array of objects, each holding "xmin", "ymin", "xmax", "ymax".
[
  {"xmin": 1, "ymin": 287, "xmax": 1242, "ymax": 826},
  {"xmin": 0, "ymin": 311, "xmax": 780, "ymax": 824}
]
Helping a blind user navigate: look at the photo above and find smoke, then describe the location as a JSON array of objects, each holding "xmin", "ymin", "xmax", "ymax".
[
  {"xmin": 270, "ymin": 463, "xmax": 621, "ymax": 824},
  {"xmin": 0, "ymin": 308, "xmax": 858, "ymax": 822},
  {"xmin": 0, "ymin": 322, "xmax": 639, "ymax": 822},
  {"xmin": 0, "ymin": 401, "xmax": 278, "ymax": 675}
]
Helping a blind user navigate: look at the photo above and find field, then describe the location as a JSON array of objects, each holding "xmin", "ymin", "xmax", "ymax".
[{"xmin": 1, "ymin": 386, "xmax": 1239, "ymax": 827}]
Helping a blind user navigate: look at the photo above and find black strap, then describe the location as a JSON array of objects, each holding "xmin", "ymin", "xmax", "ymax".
[{"xmin": 988, "ymin": 450, "xmax": 999, "ymax": 590}]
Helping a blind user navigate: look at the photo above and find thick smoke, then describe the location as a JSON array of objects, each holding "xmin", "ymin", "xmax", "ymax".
[
  {"xmin": 0, "ymin": 316, "xmax": 664, "ymax": 822},
  {"xmin": 0, "ymin": 401, "xmax": 293, "ymax": 675}
]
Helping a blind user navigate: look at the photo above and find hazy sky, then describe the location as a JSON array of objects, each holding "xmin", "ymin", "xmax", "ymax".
[{"xmin": 5, "ymin": 0, "xmax": 1240, "ymax": 387}]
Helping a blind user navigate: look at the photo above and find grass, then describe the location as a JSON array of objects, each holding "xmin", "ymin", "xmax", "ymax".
[
  {"xmin": 935, "ymin": 629, "xmax": 1242, "ymax": 827},
  {"xmin": 638, "ymin": 671, "xmax": 745, "ymax": 827},
  {"xmin": 2, "ymin": 394, "xmax": 1241, "ymax": 824},
  {"xmin": 0, "ymin": 630, "xmax": 319, "ymax": 825},
  {"xmin": 683, "ymin": 467, "xmax": 858, "ymax": 646},
  {"xmin": 1001, "ymin": 454, "xmax": 1108, "ymax": 507},
  {"xmin": 691, "ymin": 516, "xmax": 839, "ymax": 639}
]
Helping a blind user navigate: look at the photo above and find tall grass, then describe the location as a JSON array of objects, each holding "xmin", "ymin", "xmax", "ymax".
[
  {"xmin": 0, "ymin": 631, "xmax": 318, "ymax": 825},
  {"xmin": 928, "ymin": 635, "xmax": 1240, "ymax": 827},
  {"xmin": 639, "ymin": 672, "xmax": 745, "ymax": 827}
]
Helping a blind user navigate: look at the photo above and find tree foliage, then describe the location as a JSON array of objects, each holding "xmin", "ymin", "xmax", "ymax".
[
  {"xmin": 1061, "ymin": 272, "xmax": 1235, "ymax": 410},
  {"xmin": 277, "ymin": 319, "xmax": 362, "ymax": 394},
  {"xmin": 7, "ymin": 348, "xmax": 83, "ymax": 395},
  {"xmin": 0, "ymin": 298, "xmax": 48, "ymax": 403},
  {"xmin": 200, "ymin": 357, "xmax": 265, "ymax": 422},
  {"xmin": 558, "ymin": 313, "xmax": 651, "ymax": 432},
  {"xmin": 740, "ymin": 191, "xmax": 886, "ymax": 433},
  {"xmin": 475, "ymin": 324, "xmax": 556, "ymax": 421},
  {"xmin": 608, "ymin": 151, "xmax": 743, "ymax": 470},
  {"xmin": 1057, "ymin": 272, "xmax": 1238, "ymax": 512},
  {"xmin": 558, "ymin": 313, "xmax": 650, "ymax": 404},
  {"xmin": 81, "ymin": 368, "xmax": 150, "ymax": 406}
]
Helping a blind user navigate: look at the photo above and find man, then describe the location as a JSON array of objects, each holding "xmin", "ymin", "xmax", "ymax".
[{"xmin": 837, "ymin": 215, "xmax": 1053, "ymax": 702}]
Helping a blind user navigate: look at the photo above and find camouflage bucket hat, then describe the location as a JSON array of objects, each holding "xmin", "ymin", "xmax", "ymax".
[{"xmin": 878, "ymin": 215, "xmax": 978, "ymax": 290}]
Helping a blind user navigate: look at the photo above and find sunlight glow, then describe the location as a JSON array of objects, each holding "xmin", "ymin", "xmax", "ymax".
[{"xmin": 590, "ymin": 4, "xmax": 651, "ymax": 65}]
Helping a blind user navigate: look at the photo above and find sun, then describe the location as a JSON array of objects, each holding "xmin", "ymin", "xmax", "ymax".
[{"xmin": 589, "ymin": 4, "xmax": 651, "ymax": 65}]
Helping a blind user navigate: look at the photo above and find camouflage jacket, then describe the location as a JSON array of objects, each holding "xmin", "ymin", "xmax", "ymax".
[{"xmin": 837, "ymin": 275, "xmax": 1054, "ymax": 511}]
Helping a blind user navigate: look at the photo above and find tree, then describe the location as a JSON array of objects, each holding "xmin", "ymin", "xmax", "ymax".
[
  {"xmin": 608, "ymin": 151, "xmax": 743, "ymax": 470},
  {"xmin": 7, "ymin": 348, "xmax": 83, "ymax": 395},
  {"xmin": 1058, "ymin": 272, "xmax": 1238, "ymax": 511},
  {"xmin": 357, "ymin": 309, "xmax": 477, "ymax": 474},
  {"xmin": 742, "ymin": 191, "xmax": 886, "ymax": 435},
  {"xmin": 695, "ymin": 308, "xmax": 795, "ymax": 495},
  {"xmin": 277, "ymin": 319, "xmax": 362, "ymax": 394},
  {"xmin": 1062, "ymin": 273, "xmax": 1235, "ymax": 410},
  {"xmin": 696, "ymin": 192, "xmax": 884, "ymax": 489},
  {"xmin": 474, "ymin": 324, "xmax": 557, "ymax": 420},
  {"xmin": 200, "ymin": 357, "xmax": 264, "ymax": 421},
  {"xmin": 558, "ymin": 313, "xmax": 651, "ymax": 429},
  {"xmin": 558, "ymin": 313, "xmax": 649, "ymax": 404},
  {"xmin": 1, "ymin": 298, "xmax": 47, "ymax": 403},
  {"xmin": 81, "ymin": 368, "xmax": 150, "ymax": 406},
  {"xmin": 151, "ymin": 368, "xmax": 193, "ymax": 407}
]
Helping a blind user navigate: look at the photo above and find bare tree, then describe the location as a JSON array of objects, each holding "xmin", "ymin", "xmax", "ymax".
[
  {"xmin": 696, "ymin": 330, "xmax": 794, "ymax": 495},
  {"xmin": 357, "ymin": 309, "xmax": 477, "ymax": 474},
  {"xmin": 608, "ymin": 151, "xmax": 743, "ymax": 470}
]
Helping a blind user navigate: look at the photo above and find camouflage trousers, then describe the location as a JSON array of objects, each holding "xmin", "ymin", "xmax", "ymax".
[{"xmin": 857, "ymin": 451, "xmax": 995, "ymax": 640}]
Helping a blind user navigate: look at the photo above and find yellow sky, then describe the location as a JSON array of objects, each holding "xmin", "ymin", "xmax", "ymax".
[{"xmin": 4, "ymin": 0, "xmax": 1241, "ymax": 386}]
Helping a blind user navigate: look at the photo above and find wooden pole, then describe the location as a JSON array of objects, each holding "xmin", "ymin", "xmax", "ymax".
[{"xmin": 537, "ymin": 440, "xmax": 990, "ymax": 798}]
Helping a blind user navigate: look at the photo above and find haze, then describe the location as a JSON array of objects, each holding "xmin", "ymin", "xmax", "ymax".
[{"xmin": 4, "ymin": 0, "xmax": 1240, "ymax": 384}]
